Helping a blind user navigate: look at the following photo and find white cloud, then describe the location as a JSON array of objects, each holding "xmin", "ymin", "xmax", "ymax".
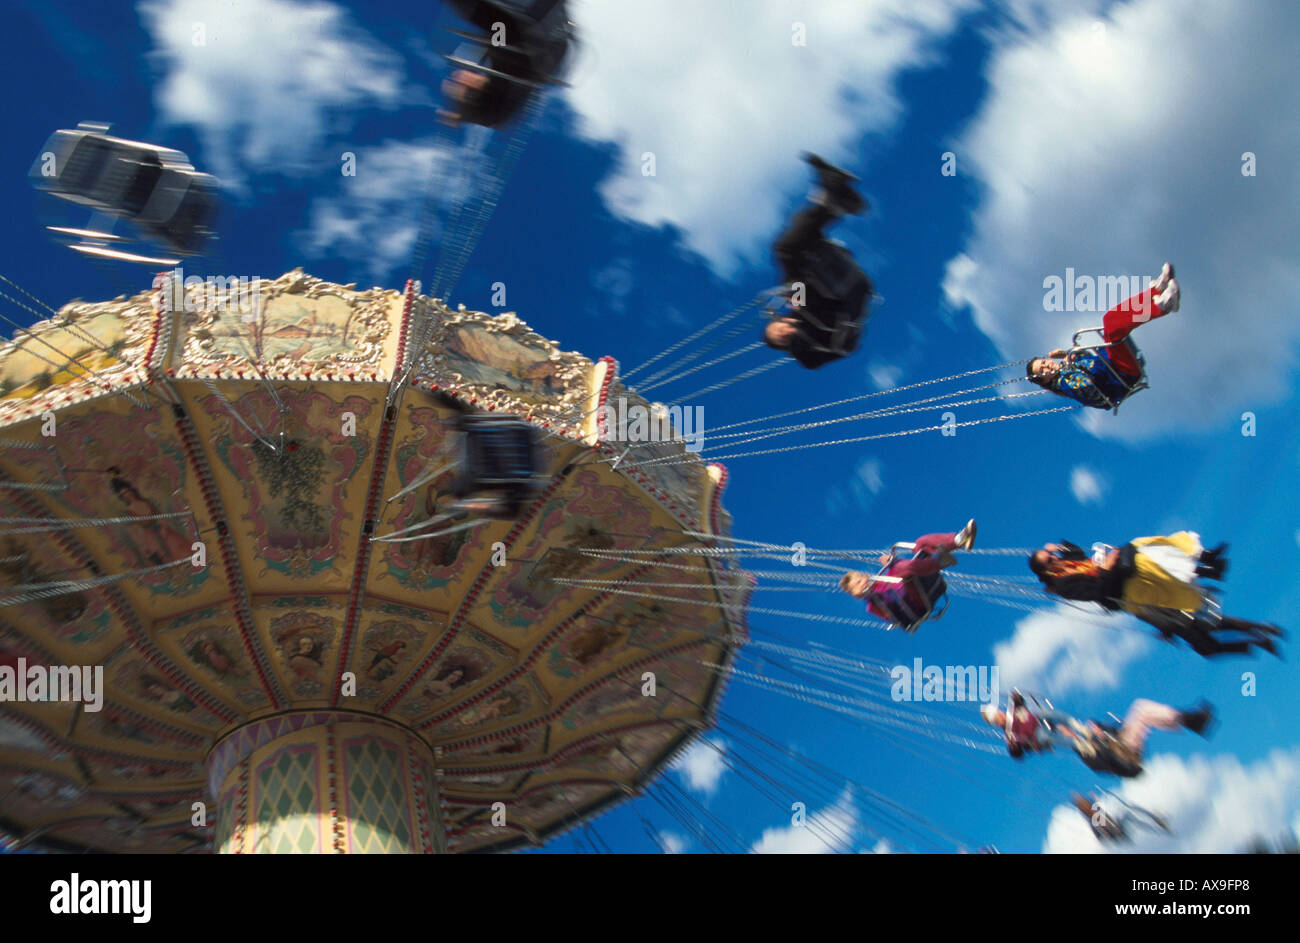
[
  {"xmin": 660, "ymin": 831, "xmax": 687, "ymax": 854},
  {"xmin": 1069, "ymin": 465, "xmax": 1106, "ymax": 505},
  {"xmin": 139, "ymin": 0, "xmax": 405, "ymax": 189},
  {"xmin": 592, "ymin": 257, "xmax": 636, "ymax": 315},
  {"xmin": 942, "ymin": 0, "xmax": 1300, "ymax": 440},
  {"xmin": 827, "ymin": 456, "xmax": 885, "ymax": 515},
  {"xmin": 563, "ymin": 0, "xmax": 977, "ymax": 271},
  {"xmin": 296, "ymin": 137, "xmax": 458, "ymax": 283},
  {"xmin": 869, "ymin": 362, "xmax": 904, "ymax": 391},
  {"xmin": 993, "ymin": 604, "xmax": 1149, "ymax": 695},
  {"xmin": 854, "ymin": 458, "xmax": 884, "ymax": 497},
  {"xmin": 672, "ymin": 736, "xmax": 728, "ymax": 796},
  {"xmin": 1044, "ymin": 748, "xmax": 1300, "ymax": 853},
  {"xmin": 751, "ymin": 789, "xmax": 857, "ymax": 854}
]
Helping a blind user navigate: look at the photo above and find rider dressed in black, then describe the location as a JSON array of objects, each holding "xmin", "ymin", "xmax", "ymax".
[
  {"xmin": 763, "ymin": 154, "xmax": 873, "ymax": 369},
  {"xmin": 441, "ymin": 0, "xmax": 572, "ymax": 128}
]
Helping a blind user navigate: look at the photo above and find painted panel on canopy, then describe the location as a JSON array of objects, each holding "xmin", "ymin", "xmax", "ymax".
[
  {"xmin": 543, "ymin": 584, "xmax": 724, "ymax": 686},
  {"xmin": 474, "ymin": 469, "xmax": 662, "ymax": 631},
  {"xmin": 384, "ymin": 626, "xmax": 515, "ymax": 721},
  {"xmin": 509, "ymin": 780, "xmax": 612, "ymax": 830},
  {"xmin": 153, "ymin": 605, "xmax": 271, "ymax": 711},
  {"xmin": 552, "ymin": 653, "xmax": 711, "ymax": 737},
  {"xmin": 77, "ymin": 753, "xmax": 203, "ymax": 787},
  {"xmin": 344, "ymin": 600, "xmax": 443, "ymax": 705},
  {"xmin": 440, "ymin": 723, "xmax": 548, "ymax": 763},
  {"xmin": 81, "ymin": 702, "xmax": 207, "ymax": 755},
  {"xmin": 0, "ymin": 555, "xmax": 117, "ymax": 661},
  {"xmin": 250, "ymin": 596, "xmax": 347, "ymax": 703},
  {"xmin": 417, "ymin": 674, "xmax": 550, "ymax": 737},
  {"xmin": 437, "ymin": 322, "xmax": 567, "ymax": 398},
  {"xmin": 9, "ymin": 405, "xmax": 213, "ymax": 604},
  {"xmin": 203, "ymin": 385, "xmax": 374, "ymax": 585},
  {"xmin": 109, "ymin": 657, "xmax": 226, "ymax": 732},
  {"xmin": 171, "ymin": 271, "xmax": 401, "ymax": 378},
  {"xmin": 438, "ymin": 766, "xmax": 531, "ymax": 797},
  {"xmin": 0, "ymin": 296, "xmax": 153, "ymax": 428},
  {"xmin": 538, "ymin": 722, "xmax": 679, "ymax": 781},
  {"xmin": 0, "ymin": 765, "xmax": 89, "ymax": 823}
]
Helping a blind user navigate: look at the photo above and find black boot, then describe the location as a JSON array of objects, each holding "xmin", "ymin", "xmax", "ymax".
[
  {"xmin": 1179, "ymin": 701, "xmax": 1215, "ymax": 737},
  {"xmin": 802, "ymin": 152, "xmax": 867, "ymax": 215},
  {"xmin": 1197, "ymin": 543, "xmax": 1229, "ymax": 579}
]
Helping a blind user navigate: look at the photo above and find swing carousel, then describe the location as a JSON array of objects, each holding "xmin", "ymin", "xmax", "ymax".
[{"xmin": 0, "ymin": 270, "xmax": 751, "ymax": 853}]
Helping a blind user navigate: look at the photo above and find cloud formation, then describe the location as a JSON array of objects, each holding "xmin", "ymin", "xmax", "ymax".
[
  {"xmin": 1044, "ymin": 748, "xmax": 1300, "ymax": 853},
  {"xmin": 296, "ymin": 137, "xmax": 456, "ymax": 283},
  {"xmin": 942, "ymin": 0, "xmax": 1300, "ymax": 440},
  {"xmin": 751, "ymin": 789, "xmax": 858, "ymax": 854},
  {"xmin": 993, "ymin": 604, "xmax": 1149, "ymax": 695},
  {"xmin": 672, "ymin": 736, "xmax": 728, "ymax": 796},
  {"xmin": 563, "ymin": 0, "xmax": 977, "ymax": 271},
  {"xmin": 139, "ymin": 0, "xmax": 405, "ymax": 188},
  {"xmin": 1069, "ymin": 465, "xmax": 1106, "ymax": 505}
]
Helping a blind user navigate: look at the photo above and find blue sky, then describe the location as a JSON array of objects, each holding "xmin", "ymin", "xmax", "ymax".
[{"xmin": 5, "ymin": 0, "xmax": 1300, "ymax": 853}]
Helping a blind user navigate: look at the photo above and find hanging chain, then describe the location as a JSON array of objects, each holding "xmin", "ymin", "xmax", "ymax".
[
  {"xmin": 704, "ymin": 358, "xmax": 1035, "ymax": 435},
  {"xmin": 634, "ymin": 403, "xmax": 1081, "ymax": 467},
  {"xmin": 622, "ymin": 296, "xmax": 762, "ymax": 382}
]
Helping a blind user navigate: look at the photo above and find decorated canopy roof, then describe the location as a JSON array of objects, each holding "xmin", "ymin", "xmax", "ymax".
[{"xmin": 0, "ymin": 270, "xmax": 749, "ymax": 852}]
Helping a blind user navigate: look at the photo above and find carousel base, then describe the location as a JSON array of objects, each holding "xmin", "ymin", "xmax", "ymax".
[{"xmin": 208, "ymin": 711, "xmax": 445, "ymax": 854}]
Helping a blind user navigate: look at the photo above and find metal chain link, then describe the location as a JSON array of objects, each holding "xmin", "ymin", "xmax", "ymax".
[
  {"xmin": 634, "ymin": 403, "xmax": 1081, "ymax": 467},
  {"xmin": 696, "ymin": 377, "xmax": 1033, "ymax": 447},
  {"xmin": 668, "ymin": 356, "xmax": 792, "ymax": 403},
  {"xmin": 704, "ymin": 358, "xmax": 1035, "ymax": 435},
  {"xmin": 622, "ymin": 296, "xmax": 762, "ymax": 382},
  {"xmin": 0, "ymin": 558, "xmax": 192, "ymax": 607},
  {"xmin": 549, "ymin": 578, "xmax": 894, "ymax": 630}
]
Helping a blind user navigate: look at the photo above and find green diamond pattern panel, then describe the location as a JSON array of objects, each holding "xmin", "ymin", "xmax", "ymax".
[
  {"xmin": 215, "ymin": 786, "xmax": 237, "ymax": 851},
  {"xmin": 255, "ymin": 747, "xmax": 320, "ymax": 854},
  {"xmin": 344, "ymin": 736, "xmax": 413, "ymax": 853}
]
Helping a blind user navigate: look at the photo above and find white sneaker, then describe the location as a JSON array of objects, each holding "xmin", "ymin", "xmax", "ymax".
[
  {"xmin": 1156, "ymin": 278, "xmax": 1180, "ymax": 313},
  {"xmin": 1151, "ymin": 262, "xmax": 1175, "ymax": 293},
  {"xmin": 955, "ymin": 519, "xmax": 977, "ymax": 550}
]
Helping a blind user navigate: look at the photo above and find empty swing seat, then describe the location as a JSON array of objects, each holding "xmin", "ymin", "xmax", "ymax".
[
  {"xmin": 444, "ymin": 0, "xmax": 573, "ymax": 128},
  {"xmin": 452, "ymin": 414, "xmax": 541, "ymax": 518},
  {"xmin": 30, "ymin": 126, "xmax": 219, "ymax": 257}
]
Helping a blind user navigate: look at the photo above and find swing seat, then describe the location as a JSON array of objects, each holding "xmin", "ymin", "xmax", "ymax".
[
  {"xmin": 442, "ymin": 0, "xmax": 573, "ymax": 128},
  {"xmin": 451, "ymin": 414, "xmax": 541, "ymax": 519},
  {"xmin": 867, "ymin": 541, "xmax": 950, "ymax": 634},
  {"xmin": 31, "ymin": 126, "xmax": 218, "ymax": 257},
  {"xmin": 1069, "ymin": 328, "xmax": 1150, "ymax": 414}
]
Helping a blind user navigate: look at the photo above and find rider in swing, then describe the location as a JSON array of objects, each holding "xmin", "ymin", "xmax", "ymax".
[
  {"xmin": 1026, "ymin": 263, "xmax": 1180, "ymax": 409},
  {"xmin": 439, "ymin": 0, "xmax": 572, "ymax": 128},
  {"xmin": 839, "ymin": 520, "xmax": 977, "ymax": 630},
  {"xmin": 763, "ymin": 154, "xmax": 874, "ymax": 369}
]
